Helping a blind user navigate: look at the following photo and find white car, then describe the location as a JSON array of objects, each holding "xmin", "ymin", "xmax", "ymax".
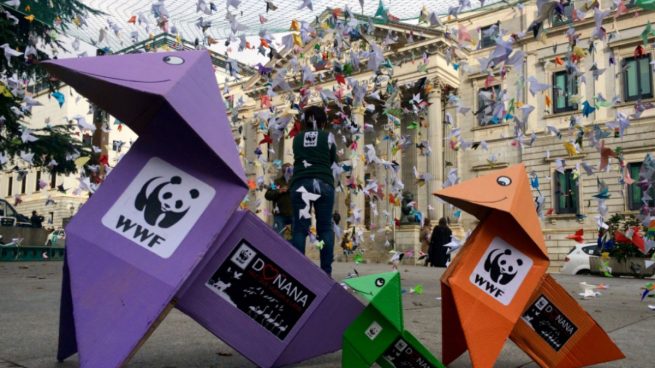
[{"xmin": 560, "ymin": 243, "xmax": 599, "ymax": 275}]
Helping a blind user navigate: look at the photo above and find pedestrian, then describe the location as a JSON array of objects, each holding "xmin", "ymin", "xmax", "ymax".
[
  {"xmin": 428, "ymin": 217, "xmax": 452, "ymax": 267},
  {"xmin": 30, "ymin": 210, "xmax": 44, "ymax": 228},
  {"xmin": 290, "ymin": 106, "xmax": 337, "ymax": 276},
  {"xmin": 265, "ymin": 163, "xmax": 293, "ymax": 237},
  {"xmin": 419, "ymin": 218, "xmax": 431, "ymax": 266}
]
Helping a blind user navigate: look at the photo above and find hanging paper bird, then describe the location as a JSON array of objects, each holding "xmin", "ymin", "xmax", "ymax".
[
  {"xmin": 582, "ymin": 100, "xmax": 596, "ymax": 117},
  {"xmin": 564, "ymin": 141, "xmax": 577, "ymax": 156},
  {"xmin": 599, "ymin": 140, "xmax": 616, "ymax": 171},
  {"xmin": 51, "ymin": 91, "xmax": 65, "ymax": 107},
  {"xmin": 265, "ymin": 0, "xmax": 277, "ymax": 12},
  {"xmin": 567, "ymin": 229, "xmax": 585, "ymax": 243}
]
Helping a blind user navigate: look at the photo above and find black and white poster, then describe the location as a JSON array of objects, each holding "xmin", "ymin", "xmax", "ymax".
[
  {"xmin": 205, "ymin": 240, "xmax": 316, "ymax": 340},
  {"xmin": 381, "ymin": 338, "xmax": 438, "ymax": 368},
  {"xmin": 521, "ymin": 295, "xmax": 578, "ymax": 351},
  {"xmin": 469, "ymin": 237, "xmax": 533, "ymax": 306},
  {"xmin": 101, "ymin": 157, "xmax": 215, "ymax": 258}
]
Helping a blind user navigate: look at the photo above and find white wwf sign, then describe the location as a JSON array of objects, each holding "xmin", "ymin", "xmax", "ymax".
[
  {"xmin": 101, "ymin": 157, "xmax": 215, "ymax": 258},
  {"xmin": 365, "ymin": 321, "xmax": 383, "ymax": 340},
  {"xmin": 469, "ymin": 237, "xmax": 532, "ymax": 306},
  {"xmin": 303, "ymin": 131, "xmax": 318, "ymax": 147}
]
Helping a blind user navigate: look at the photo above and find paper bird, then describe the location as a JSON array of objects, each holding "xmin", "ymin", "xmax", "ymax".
[
  {"xmin": 434, "ymin": 164, "xmax": 623, "ymax": 367},
  {"xmin": 581, "ymin": 100, "xmax": 596, "ymax": 117},
  {"xmin": 342, "ymin": 272, "xmax": 444, "ymax": 368},
  {"xmin": 71, "ymin": 115, "xmax": 96, "ymax": 132},
  {"xmin": 641, "ymin": 282, "xmax": 654, "ymax": 301},
  {"xmin": 265, "ymin": 0, "xmax": 277, "ymax": 12},
  {"xmin": 579, "ymin": 281, "xmax": 607, "ymax": 299},
  {"xmin": 3, "ymin": 0, "xmax": 20, "ymax": 7},
  {"xmin": 444, "ymin": 233, "xmax": 465, "ymax": 255},
  {"xmin": 46, "ymin": 50, "xmax": 365, "ymax": 368},
  {"xmin": 599, "ymin": 140, "xmax": 616, "ymax": 171},
  {"xmin": 566, "ymin": 229, "xmax": 585, "ymax": 243},
  {"xmin": 1, "ymin": 43, "xmax": 23, "ymax": 66},
  {"xmin": 20, "ymin": 128, "xmax": 38, "ymax": 143},
  {"xmin": 296, "ymin": 185, "xmax": 320, "ymax": 219},
  {"xmin": 528, "ymin": 76, "xmax": 549, "ymax": 96},
  {"xmin": 298, "ymin": 0, "xmax": 313, "ymax": 11}
]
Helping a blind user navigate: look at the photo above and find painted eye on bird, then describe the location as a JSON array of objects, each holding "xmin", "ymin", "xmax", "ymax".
[
  {"xmin": 496, "ymin": 176, "xmax": 512, "ymax": 186},
  {"xmin": 163, "ymin": 56, "xmax": 184, "ymax": 65},
  {"xmin": 375, "ymin": 278, "xmax": 385, "ymax": 287}
]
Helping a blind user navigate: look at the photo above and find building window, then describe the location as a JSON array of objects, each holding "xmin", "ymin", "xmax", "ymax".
[
  {"xmin": 20, "ymin": 174, "xmax": 27, "ymax": 194},
  {"xmin": 82, "ymin": 134, "xmax": 93, "ymax": 145},
  {"xmin": 50, "ymin": 171, "xmax": 57, "ymax": 189},
  {"xmin": 477, "ymin": 85, "xmax": 501, "ymax": 126},
  {"xmin": 627, "ymin": 162, "xmax": 655, "ymax": 210},
  {"xmin": 623, "ymin": 55, "xmax": 653, "ymax": 102},
  {"xmin": 554, "ymin": 169, "xmax": 579, "ymax": 214},
  {"xmin": 7, "ymin": 177, "xmax": 12, "ymax": 197},
  {"xmin": 479, "ymin": 25, "xmax": 497, "ymax": 49},
  {"xmin": 35, "ymin": 171, "xmax": 41, "ymax": 192},
  {"xmin": 551, "ymin": 2, "xmax": 574, "ymax": 27},
  {"xmin": 552, "ymin": 70, "xmax": 578, "ymax": 113}
]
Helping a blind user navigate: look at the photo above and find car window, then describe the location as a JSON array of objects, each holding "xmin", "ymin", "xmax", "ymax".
[
  {"xmin": 582, "ymin": 245, "xmax": 597, "ymax": 255},
  {"xmin": 6, "ymin": 206, "xmax": 16, "ymax": 217}
]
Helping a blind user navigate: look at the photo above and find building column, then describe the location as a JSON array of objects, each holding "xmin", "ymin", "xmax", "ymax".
[
  {"xmin": 427, "ymin": 82, "xmax": 444, "ymax": 222},
  {"xmin": 350, "ymin": 107, "xmax": 366, "ymax": 227}
]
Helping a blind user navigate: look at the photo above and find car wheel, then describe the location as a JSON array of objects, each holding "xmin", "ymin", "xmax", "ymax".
[{"xmin": 576, "ymin": 269, "xmax": 591, "ymax": 275}]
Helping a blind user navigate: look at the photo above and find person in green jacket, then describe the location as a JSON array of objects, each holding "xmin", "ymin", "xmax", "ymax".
[{"xmin": 290, "ymin": 106, "xmax": 337, "ymax": 276}]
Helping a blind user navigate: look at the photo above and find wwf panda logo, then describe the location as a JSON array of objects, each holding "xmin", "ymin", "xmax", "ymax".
[
  {"xmin": 135, "ymin": 175, "xmax": 200, "ymax": 229},
  {"xmin": 303, "ymin": 131, "xmax": 318, "ymax": 147},
  {"xmin": 102, "ymin": 157, "xmax": 215, "ymax": 258},
  {"xmin": 484, "ymin": 248, "xmax": 524, "ymax": 285},
  {"xmin": 469, "ymin": 237, "xmax": 533, "ymax": 305}
]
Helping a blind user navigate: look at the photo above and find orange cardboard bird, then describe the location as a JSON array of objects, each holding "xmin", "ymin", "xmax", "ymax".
[
  {"xmin": 435, "ymin": 164, "xmax": 550, "ymax": 367},
  {"xmin": 434, "ymin": 164, "xmax": 623, "ymax": 367}
]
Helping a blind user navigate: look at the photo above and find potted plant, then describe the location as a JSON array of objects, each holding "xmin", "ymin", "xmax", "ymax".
[{"xmin": 589, "ymin": 213, "xmax": 655, "ymax": 278}]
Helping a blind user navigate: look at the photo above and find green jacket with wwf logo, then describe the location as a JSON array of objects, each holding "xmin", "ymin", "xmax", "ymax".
[{"xmin": 291, "ymin": 130, "xmax": 337, "ymax": 188}]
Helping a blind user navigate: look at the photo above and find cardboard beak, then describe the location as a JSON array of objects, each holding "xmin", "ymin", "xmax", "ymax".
[{"xmin": 434, "ymin": 163, "xmax": 548, "ymax": 258}]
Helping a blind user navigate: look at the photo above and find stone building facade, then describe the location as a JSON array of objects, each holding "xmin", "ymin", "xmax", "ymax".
[
  {"xmin": 234, "ymin": 2, "xmax": 654, "ymax": 271},
  {"xmin": 450, "ymin": 1, "xmax": 655, "ymax": 270}
]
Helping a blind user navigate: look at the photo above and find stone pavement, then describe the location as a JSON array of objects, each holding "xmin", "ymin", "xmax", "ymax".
[{"xmin": 0, "ymin": 261, "xmax": 653, "ymax": 368}]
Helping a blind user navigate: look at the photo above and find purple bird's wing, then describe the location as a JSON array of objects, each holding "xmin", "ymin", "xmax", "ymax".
[{"xmin": 176, "ymin": 211, "xmax": 364, "ymax": 368}]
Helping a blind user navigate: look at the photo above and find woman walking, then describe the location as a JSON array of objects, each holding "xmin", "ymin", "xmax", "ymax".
[{"xmin": 428, "ymin": 217, "xmax": 452, "ymax": 267}]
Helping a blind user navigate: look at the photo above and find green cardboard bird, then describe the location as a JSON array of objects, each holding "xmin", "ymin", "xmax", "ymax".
[{"xmin": 342, "ymin": 272, "xmax": 444, "ymax": 368}]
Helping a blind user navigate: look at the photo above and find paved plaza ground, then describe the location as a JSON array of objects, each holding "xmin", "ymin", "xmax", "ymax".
[{"xmin": 1, "ymin": 261, "xmax": 653, "ymax": 368}]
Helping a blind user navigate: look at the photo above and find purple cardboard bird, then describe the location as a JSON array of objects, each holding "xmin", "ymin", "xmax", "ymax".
[{"xmin": 45, "ymin": 51, "xmax": 363, "ymax": 367}]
